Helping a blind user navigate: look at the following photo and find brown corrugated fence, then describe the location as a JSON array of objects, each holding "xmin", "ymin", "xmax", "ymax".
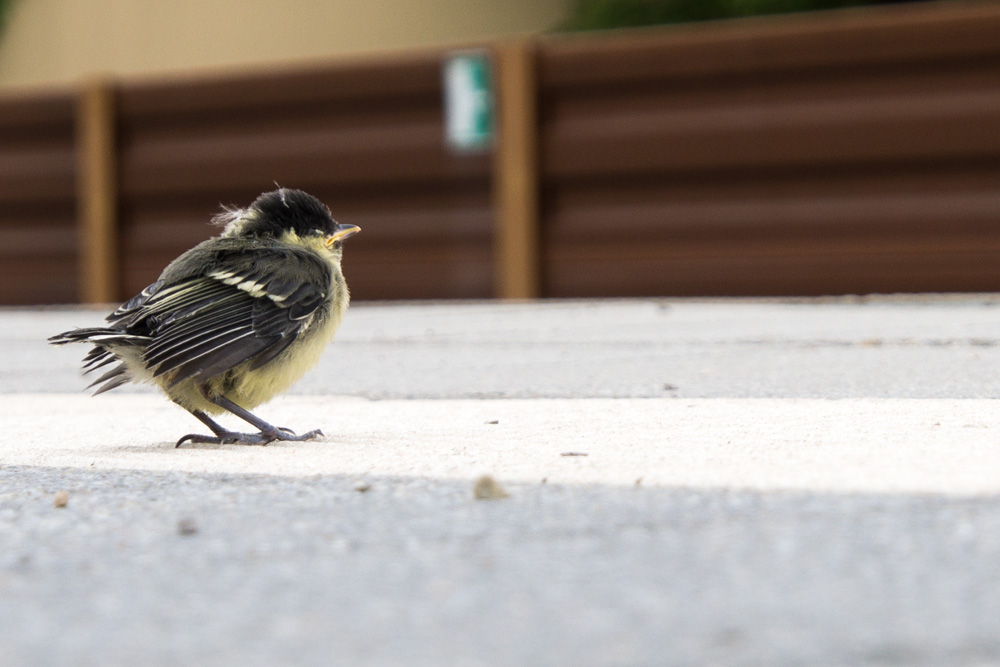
[
  {"xmin": 2, "ymin": 0, "xmax": 999, "ymax": 304},
  {"xmin": 116, "ymin": 55, "xmax": 494, "ymax": 302},
  {"xmin": 0, "ymin": 91, "xmax": 77, "ymax": 304},
  {"xmin": 537, "ymin": 1, "xmax": 1000, "ymax": 296}
]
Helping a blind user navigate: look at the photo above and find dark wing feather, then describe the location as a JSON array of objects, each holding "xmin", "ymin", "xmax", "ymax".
[
  {"xmin": 125, "ymin": 245, "xmax": 331, "ymax": 386},
  {"xmin": 243, "ymin": 289, "xmax": 323, "ymax": 371},
  {"xmin": 107, "ymin": 280, "xmax": 165, "ymax": 323}
]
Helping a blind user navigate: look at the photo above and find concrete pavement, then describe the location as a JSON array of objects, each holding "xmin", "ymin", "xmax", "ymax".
[
  {"xmin": 18, "ymin": 295, "xmax": 1000, "ymax": 399},
  {"xmin": 2, "ymin": 297, "xmax": 1000, "ymax": 666}
]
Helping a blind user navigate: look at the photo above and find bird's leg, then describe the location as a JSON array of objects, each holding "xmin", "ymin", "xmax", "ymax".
[
  {"xmin": 175, "ymin": 388, "xmax": 323, "ymax": 447},
  {"xmin": 175, "ymin": 408, "xmax": 248, "ymax": 447},
  {"xmin": 208, "ymin": 393, "xmax": 324, "ymax": 444}
]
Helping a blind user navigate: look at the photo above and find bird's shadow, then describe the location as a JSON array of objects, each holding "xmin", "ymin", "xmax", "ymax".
[{"xmin": 98, "ymin": 439, "xmax": 322, "ymax": 454}]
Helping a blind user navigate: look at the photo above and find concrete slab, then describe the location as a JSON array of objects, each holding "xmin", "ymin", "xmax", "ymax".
[
  {"xmin": 11, "ymin": 295, "xmax": 1000, "ymax": 399},
  {"xmin": 3, "ymin": 297, "xmax": 1000, "ymax": 666},
  {"xmin": 2, "ymin": 394, "xmax": 1000, "ymax": 496}
]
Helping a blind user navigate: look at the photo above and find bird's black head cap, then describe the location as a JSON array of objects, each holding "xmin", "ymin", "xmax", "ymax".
[{"xmin": 240, "ymin": 188, "xmax": 338, "ymax": 238}]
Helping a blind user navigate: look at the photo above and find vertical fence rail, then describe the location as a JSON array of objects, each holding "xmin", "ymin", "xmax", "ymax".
[
  {"xmin": 76, "ymin": 78, "xmax": 119, "ymax": 304},
  {"xmin": 493, "ymin": 40, "xmax": 541, "ymax": 299}
]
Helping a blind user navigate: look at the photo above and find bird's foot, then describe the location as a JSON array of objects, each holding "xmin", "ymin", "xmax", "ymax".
[{"xmin": 176, "ymin": 427, "xmax": 324, "ymax": 448}]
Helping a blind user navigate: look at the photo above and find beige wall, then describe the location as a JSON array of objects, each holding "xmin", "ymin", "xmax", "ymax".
[{"xmin": 0, "ymin": 0, "xmax": 569, "ymax": 89}]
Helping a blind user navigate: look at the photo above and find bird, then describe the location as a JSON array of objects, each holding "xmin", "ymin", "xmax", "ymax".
[{"xmin": 50, "ymin": 188, "xmax": 360, "ymax": 447}]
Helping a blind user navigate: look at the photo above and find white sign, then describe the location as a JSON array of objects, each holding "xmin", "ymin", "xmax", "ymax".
[{"xmin": 443, "ymin": 52, "xmax": 495, "ymax": 152}]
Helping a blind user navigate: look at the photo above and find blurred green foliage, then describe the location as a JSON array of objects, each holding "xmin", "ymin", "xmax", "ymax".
[
  {"xmin": 0, "ymin": 0, "xmax": 14, "ymax": 35},
  {"xmin": 560, "ymin": 0, "xmax": 933, "ymax": 30}
]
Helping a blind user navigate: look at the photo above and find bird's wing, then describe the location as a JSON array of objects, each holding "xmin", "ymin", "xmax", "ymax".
[{"xmin": 122, "ymin": 247, "xmax": 330, "ymax": 386}]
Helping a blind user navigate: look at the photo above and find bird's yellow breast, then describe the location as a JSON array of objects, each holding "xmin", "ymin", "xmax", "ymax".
[{"xmin": 228, "ymin": 303, "xmax": 344, "ymax": 408}]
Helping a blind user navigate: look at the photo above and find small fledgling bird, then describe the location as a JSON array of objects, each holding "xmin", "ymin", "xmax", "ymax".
[{"xmin": 50, "ymin": 188, "xmax": 360, "ymax": 447}]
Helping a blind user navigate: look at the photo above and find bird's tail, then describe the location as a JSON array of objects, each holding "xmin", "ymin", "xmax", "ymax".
[
  {"xmin": 48, "ymin": 328, "xmax": 149, "ymax": 395},
  {"xmin": 49, "ymin": 327, "xmax": 148, "ymax": 347}
]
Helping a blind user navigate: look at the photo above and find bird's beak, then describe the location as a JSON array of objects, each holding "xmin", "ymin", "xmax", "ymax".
[{"xmin": 326, "ymin": 223, "xmax": 361, "ymax": 247}]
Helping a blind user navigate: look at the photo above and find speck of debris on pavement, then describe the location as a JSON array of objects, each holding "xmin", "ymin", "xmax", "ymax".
[
  {"xmin": 177, "ymin": 519, "xmax": 199, "ymax": 536},
  {"xmin": 473, "ymin": 475, "xmax": 509, "ymax": 500}
]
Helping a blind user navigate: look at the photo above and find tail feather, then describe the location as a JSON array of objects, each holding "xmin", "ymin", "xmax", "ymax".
[
  {"xmin": 82, "ymin": 347, "xmax": 115, "ymax": 373},
  {"xmin": 88, "ymin": 363, "xmax": 131, "ymax": 395},
  {"xmin": 50, "ymin": 327, "xmax": 148, "ymax": 395},
  {"xmin": 49, "ymin": 327, "xmax": 149, "ymax": 347},
  {"xmin": 83, "ymin": 355, "xmax": 117, "ymax": 373}
]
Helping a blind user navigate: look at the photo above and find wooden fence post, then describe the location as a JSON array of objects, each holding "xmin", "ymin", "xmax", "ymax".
[
  {"xmin": 76, "ymin": 78, "xmax": 119, "ymax": 304},
  {"xmin": 493, "ymin": 40, "xmax": 541, "ymax": 299}
]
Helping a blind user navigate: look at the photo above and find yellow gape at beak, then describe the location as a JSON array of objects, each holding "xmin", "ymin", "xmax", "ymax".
[{"xmin": 327, "ymin": 224, "xmax": 361, "ymax": 247}]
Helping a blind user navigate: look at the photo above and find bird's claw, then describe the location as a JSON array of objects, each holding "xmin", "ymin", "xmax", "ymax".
[
  {"xmin": 175, "ymin": 427, "xmax": 324, "ymax": 448},
  {"xmin": 176, "ymin": 433, "xmax": 224, "ymax": 447}
]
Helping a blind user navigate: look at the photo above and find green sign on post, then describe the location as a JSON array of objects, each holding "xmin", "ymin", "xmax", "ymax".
[{"xmin": 443, "ymin": 51, "xmax": 495, "ymax": 153}]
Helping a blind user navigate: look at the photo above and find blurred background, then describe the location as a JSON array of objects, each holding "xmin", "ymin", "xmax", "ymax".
[{"xmin": 0, "ymin": 0, "xmax": 996, "ymax": 304}]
